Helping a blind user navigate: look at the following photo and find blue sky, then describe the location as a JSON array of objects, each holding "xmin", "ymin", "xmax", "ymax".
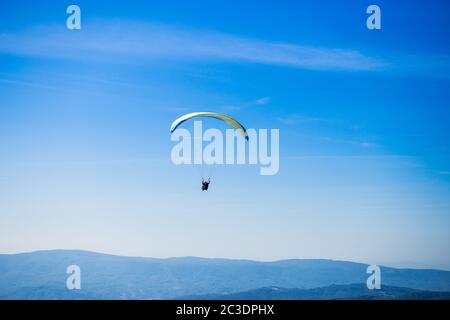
[{"xmin": 0, "ymin": 0, "xmax": 449, "ymax": 269}]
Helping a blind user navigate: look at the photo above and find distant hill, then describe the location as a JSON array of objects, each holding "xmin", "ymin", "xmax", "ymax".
[
  {"xmin": 178, "ymin": 284, "xmax": 450, "ymax": 300},
  {"xmin": 0, "ymin": 250, "xmax": 449, "ymax": 299}
]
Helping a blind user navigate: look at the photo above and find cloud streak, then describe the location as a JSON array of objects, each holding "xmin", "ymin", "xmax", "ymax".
[
  {"xmin": 0, "ymin": 21, "xmax": 387, "ymax": 71},
  {"xmin": 277, "ymin": 114, "xmax": 329, "ymax": 125},
  {"xmin": 255, "ymin": 96, "xmax": 271, "ymax": 105}
]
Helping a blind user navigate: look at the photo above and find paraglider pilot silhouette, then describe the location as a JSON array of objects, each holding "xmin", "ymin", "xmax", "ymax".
[
  {"xmin": 201, "ymin": 178, "xmax": 210, "ymax": 191},
  {"xmin": 170, "ymin": 112, "xmax": 249, "ymax": 192}
]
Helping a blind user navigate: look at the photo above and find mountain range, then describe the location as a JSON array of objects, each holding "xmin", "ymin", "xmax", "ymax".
[
  {"xmin": 0, "ymin": 250, "xmax": 449, "ymax": 299},
  {"xmin": 179, "ymin": 284, "xmax": 450, "ymax": 300}
]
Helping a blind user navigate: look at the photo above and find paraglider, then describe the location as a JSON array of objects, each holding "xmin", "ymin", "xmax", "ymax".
[
  {"xmin": 201, "ymin": 178, "xmax": 210, "ymax": 191},
  {"xmin": 170, "ymin": 112, "xmax": 249, "ymax": 191}
]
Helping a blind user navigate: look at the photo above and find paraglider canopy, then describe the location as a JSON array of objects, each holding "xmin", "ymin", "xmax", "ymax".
[{"xmin": 170, "ymin": 112, "xmax": 249, "ymax": 140}]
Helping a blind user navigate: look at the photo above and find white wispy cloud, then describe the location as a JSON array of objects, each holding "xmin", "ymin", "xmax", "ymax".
[
  {"xmin": 0, "ymin": 20, "xmax": 387, "ymax": 71},
  {"xmin": 295, "ymin": 133, "xmax": 378, "ymax": 150},
  {"xmin": 219, "ymin": 96, "xmax": 272, "ymax": 112},
  {"xmin": 279, "ymin": 114, "xmax": 378, "ymax": 149},
  {"xmin": 255, "ymin": 96, "xmax": 271, "ymax": 105},
  {"xmin": 277, "ymin": 114, "xmax": 328, "ymax": 125}
]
